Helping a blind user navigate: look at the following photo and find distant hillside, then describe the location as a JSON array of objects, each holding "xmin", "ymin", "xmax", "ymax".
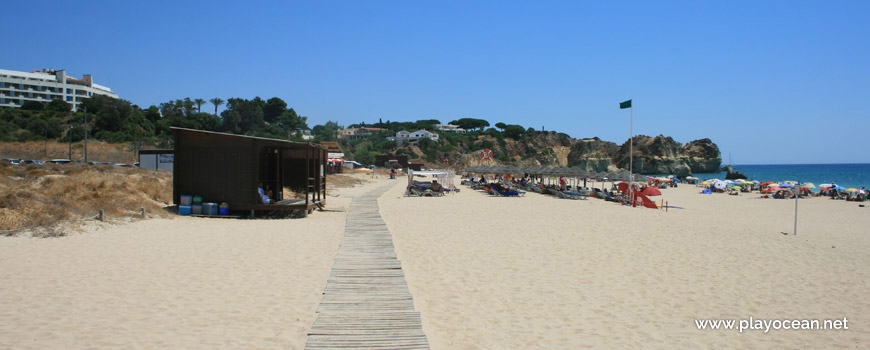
[{"xmin": 340, "ymin": 122, "xmax": 721, "ymax": 176}]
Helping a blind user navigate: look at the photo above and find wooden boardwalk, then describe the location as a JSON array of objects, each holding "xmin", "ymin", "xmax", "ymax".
[{"xmin": 306, "ymin": 183, "xmax": 429, "ymax": 350}]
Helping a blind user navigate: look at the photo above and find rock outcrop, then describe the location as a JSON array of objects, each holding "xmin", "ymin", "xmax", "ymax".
[
  {"xmin": 610, "ymin": 135, "xmax": 691, "ymax": 176},
  {"xmin": 724, "ymin": 166, "xmax": 748, "ymax": 180},
  {"xmin": 452, "ymin": 132, "xmax": 721, "ymax": 176},
  {"xmin": 566, "ymin": 137, "xmax": 619, "ymax": 172},
  {"xmin": 684, "ymin": 138, "xmax": 722, "ymax": 173}
]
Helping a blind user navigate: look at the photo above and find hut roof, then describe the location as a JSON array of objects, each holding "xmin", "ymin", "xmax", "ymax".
[{"xmin": 171, "ymin": 127, "xmax": 328, "ymax": 150}]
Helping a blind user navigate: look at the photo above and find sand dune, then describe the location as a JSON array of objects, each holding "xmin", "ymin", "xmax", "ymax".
[{"xmin": 0, "ymin": 174, "xmax": 385, "ymax": 350}]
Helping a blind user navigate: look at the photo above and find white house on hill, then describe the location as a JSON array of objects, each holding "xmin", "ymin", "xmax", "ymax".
[{"xmin": 387, "ymin": 129, "xmax": 439, "ymax": 145}]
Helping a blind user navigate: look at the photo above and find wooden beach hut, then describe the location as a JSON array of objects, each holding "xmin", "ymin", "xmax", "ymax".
[{"xmin": 171, "ymin": 127, "xmax": 327, "ymax": 216}]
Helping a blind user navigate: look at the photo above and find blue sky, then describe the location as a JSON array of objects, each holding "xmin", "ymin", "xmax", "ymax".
[{"xmin": 3, "ymin": 1, "xmax": 867, "ymax": 164}]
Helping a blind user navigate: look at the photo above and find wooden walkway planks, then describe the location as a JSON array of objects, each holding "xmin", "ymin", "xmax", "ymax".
[{"xmin": 306, "ymin": 183, "xmax": 429, "ymax": 350}]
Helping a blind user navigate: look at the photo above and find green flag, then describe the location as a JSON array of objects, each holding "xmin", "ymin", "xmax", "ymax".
[{"xmin": 619, "ymin": 99, "xmax": 632, "ymax": 109}]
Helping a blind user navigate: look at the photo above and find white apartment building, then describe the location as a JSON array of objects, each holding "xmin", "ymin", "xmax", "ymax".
[
  {"xmin": 387, "ymin": 129, "xmax": 439, "ymax": 145},
  {"xmin": 434, "ymin": 123, "xmax": 466, "ymax": 133},
  {"xmin": 0, "ymin": 68, "xmax": 118, "ymax": 111}
]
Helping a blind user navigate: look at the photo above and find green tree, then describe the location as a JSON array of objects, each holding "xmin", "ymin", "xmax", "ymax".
[
  {"xmin": 263, "ymin": 97, "xmax": 287, "ymax": 124},
  {"xmin": 193, "ymin": 98, "xmax": 207, "ymax": 113},
  {"xmin": 21, "ymin": 101, "xmax": 45, "ymax": 111},
  {"xmin": 312, "ymin": 121, "xmax": 341, "ymax": 141},
  {"xmin": 449, "ymin": 118, "xmax": 489, "ymax": 131},
  {"xmin": 45, "ymin": 99, "xmax": 71, "ymax": 113},
  {"xmin": 219, "ymin": 98, "xmax": 265, "ymax": 134},
  {"xmin": 144, "ymin": 106, "xmax": 161, "ymax": 124},
  {"xmin": 503, "ymin": 124, "xmax": 525, "ymax": 140},
  {"xmin": 209, "ymin": 98, "xmax": 224, "ymax": 115},
  {"xmin": 495, "ymin": 122, "xmax": 506, "ymax": 131},
  {"xmin": 182, "ymin": 98, "xmax": 195, "ymax": 117}
]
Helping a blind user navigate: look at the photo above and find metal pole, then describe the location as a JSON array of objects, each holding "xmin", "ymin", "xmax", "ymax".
[
  {"xmin": 68, "ymin": 126, "xmax": 73, "ymax": 160},
  {"xmin": 794, "ymin": 181, "xmax": 799, "ymax": 235},
  {"xmin": 629, "ymin": 101, "xmax": 633, "ymax": 206},
  {"xmin": 83, "ymin": 106, "xmax": 88, "ymax": 164}
]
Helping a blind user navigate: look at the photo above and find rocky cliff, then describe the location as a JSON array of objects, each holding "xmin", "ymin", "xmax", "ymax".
[
  {"xmin": 684, "ymin": 138, "xmax": 722, "ymax": 173},
  {"xmin": 452, "ymin": 133, "xmax": 721, "ymax": 175},
  {"xmin": 566, "ymin": 137, "xmax": 619, "ymax": 172}
]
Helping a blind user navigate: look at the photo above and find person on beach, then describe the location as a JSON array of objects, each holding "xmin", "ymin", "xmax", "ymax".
[
  {"xmin": 430, "ymin": 180, "xmax": 443, "ymax": 192},
  {"xmin": 258, "ymin": 182, "xmax": 272, "ymax": 204}
]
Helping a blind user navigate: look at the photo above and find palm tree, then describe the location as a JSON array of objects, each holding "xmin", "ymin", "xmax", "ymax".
[
  {"xmin": 194, "ymin": 98, "xmax": 206, "ymax": 113},
  {"xmin": 210, "ymin": 98, "xmax": 225, "ymax": 116}
]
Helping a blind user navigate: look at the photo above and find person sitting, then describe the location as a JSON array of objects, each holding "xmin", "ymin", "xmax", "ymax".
[
  {"xmin": 258, "ymin": 182, "xmax": 273, "ymax": 204},
  {"xmin": 430, "ymin": 180, "xmax": 443, "ymax": 192}
]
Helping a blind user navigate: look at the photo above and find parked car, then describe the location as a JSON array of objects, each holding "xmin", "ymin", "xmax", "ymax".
[
  {"xmin": 47, "ymin": 159, "xmax": 72, "ymax": 165},
  {"xmin": 2, "ymin": 158, "xmax": 22, "ymax": 165},
  {"xmin": 21, "ymin": 159, "xmax": 45, "ymax": 165}
]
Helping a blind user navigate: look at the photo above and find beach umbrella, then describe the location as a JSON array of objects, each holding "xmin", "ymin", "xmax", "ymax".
[
  {"xmin": 714, "ymin": 181, "xmax": 727, "ymax": 190},
  {"xmin": 760, "ymin": 181, "xmax": 776, "ymax": 187},
  {"xmin": 762, "ymin": 186, "xmax": 780, "ymax": 193},
  {"xmin": 801, "ymin": 183, "xmax": 816, "ymax": 189},
  {"xmin": 779, "ymin": 183, "xmax": 795, "ymax": 188},
  {"xmin": 846, "ymin": 188, "xmax": 859, "ymax": 192},
  {"xmin": 819, "ymin": 184, "xmax": 833, "ymax": 188},
  {"xmin": 832, "ymin": 186, "xmax": 846, "ymax": 190},
  {"xmin": 701, "ymin": 181, "xmax": 711, "ymax": 185},
  {"xmin": 730, "ymin": 185, "xmax": 741, "ymax": 190},
  {"xmin": 642, "ymin": 187, "xmax": 662, "ymax": 196}
]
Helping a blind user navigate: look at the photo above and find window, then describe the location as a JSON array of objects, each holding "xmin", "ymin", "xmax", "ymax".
[
  {"xmin": 66, "ymin": 96, "xmax": 72, "ymax": 101},
  {"xmin": 66, "ymin": 88, "xmax": 71, "ymax": 94}
]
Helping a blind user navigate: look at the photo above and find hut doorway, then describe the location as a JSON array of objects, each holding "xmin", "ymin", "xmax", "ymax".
[{"xmin": 261, "ymin": 147, "xmax": 283, "ymax": 202}]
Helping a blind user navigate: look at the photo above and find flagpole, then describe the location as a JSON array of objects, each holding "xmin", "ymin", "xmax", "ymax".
[{"xmin": 629, "ymin": 99, "xmax": 633, "ymax": 206}]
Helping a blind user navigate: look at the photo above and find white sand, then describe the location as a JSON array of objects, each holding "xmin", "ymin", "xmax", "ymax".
[
  {"xmin": 0, "ymin": 174, "xmax": 388, "ymax": 350},
  {"xmin": 3, "ymin": 174, "xmax": 869, "ymax": 349},
  {"xmin": 380, "ymin": 178, "xmax": 870, "ymax": 349}
]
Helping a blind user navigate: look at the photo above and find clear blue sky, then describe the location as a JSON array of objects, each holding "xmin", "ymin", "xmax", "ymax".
[{"xmin": 3, "ymin": 1, "xmax": 867, "ymax": 164}]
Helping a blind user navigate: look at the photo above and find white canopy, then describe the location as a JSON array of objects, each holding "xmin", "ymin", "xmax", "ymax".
[{"xmin": 407, "ymin": 169, "xmax": 455, "ymax": 194}]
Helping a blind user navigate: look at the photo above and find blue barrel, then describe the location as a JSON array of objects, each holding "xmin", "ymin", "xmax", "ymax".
[
  {"xmin": 219, "ymin": 203, "xmax": 229, "ymax": 215},
  {"xmin": 178, "ymin": 205, "xmax": 192, "ymax": 216}
]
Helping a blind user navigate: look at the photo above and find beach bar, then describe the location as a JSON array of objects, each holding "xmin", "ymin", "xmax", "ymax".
[{"xmin": 171, "ymin": 127, "xmax": 327, "ymax": 216}]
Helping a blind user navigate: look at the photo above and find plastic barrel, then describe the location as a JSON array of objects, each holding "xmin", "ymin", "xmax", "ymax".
[
  {"xmin": 178, "ymin": 205, "xmax": 192, "ymax": 216},
  {"xmin": 179, "ymin": 195, "xmax": 192, "ymax": 205},
  {"xmin": 219, "ymin": 203, "xmax": 229, "ymax": 215},
  {"xmin": 202, "ymin": 202, "xmax": 218, "ymax": 215}
]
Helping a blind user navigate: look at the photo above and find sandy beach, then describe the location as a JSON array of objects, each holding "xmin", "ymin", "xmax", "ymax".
[
  {"xmin": 2, "ymin": 174, "xmax": 869, "ymax": 349},
  {"xmin": 0, "ymin": 174, "xmax": 387, "ymax": 349},
  {"xmin": 380, "ymin": 178, "xmax": 870, "ymax": 349}
]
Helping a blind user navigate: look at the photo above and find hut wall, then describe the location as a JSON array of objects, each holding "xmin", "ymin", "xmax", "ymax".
[{"xmin": 173, "ymin": 131, "xmax": 257, "ymax": 208}]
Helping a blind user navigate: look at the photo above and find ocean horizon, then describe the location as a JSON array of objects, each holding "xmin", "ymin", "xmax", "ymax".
[{"xmin": 672, "ymin": 163, "xmax": 870, "ymax": 190}]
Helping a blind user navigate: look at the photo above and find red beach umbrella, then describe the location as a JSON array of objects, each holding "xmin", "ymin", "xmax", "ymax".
[
  {"xmin": 642, "ymin": 187, "xmax": 662, "ymax": 196},
  {"xmin": 762, "ymin": 186, "xmax": 780, "ymax": 193}
]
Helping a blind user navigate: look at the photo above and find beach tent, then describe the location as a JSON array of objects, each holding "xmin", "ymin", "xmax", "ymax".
[{"xmin": 407, "ymin": 169, "xmax": 455, "ymax": 195}]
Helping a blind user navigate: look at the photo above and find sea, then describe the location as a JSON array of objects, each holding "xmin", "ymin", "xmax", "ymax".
[{"xmin": 656, "ymin": 163, "xmax": 870, "ymax": 190}]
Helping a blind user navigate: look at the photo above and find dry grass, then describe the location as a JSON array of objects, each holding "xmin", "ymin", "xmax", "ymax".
[
  {"xmin": 0, "ymin": 162, "xmax": 172, "ymax": 235},
  {"xmin": 0, "ymin": 140, "xmax": 139, "ymax": 164},
  {"xmin": 327, "ymin": 174, "xmax": 369, "ymax": 189}
]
